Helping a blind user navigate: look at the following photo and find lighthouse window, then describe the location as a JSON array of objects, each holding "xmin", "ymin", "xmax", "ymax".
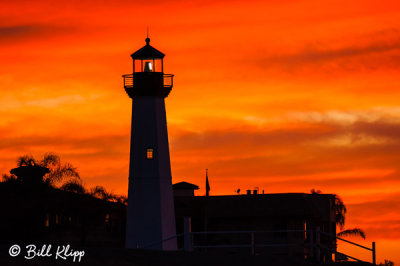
[{"xmin": 146, "ymin": 148, "xmax": 154, "ymax": 159}]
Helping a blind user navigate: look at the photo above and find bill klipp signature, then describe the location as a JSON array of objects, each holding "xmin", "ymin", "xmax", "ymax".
[{"xmin": 9, "ymin": 244, "xmax": 85, "ymax": 262}]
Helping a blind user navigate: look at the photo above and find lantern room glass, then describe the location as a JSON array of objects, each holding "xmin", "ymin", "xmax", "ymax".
[{"xmin": 134, "ymin": 59, "xmax": 163, "ymax": 73}]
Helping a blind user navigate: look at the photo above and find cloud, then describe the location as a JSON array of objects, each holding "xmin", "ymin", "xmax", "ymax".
[
  {"xmin": 248, "ymin": 29, "xmax": 400, "ymax": 73},
  {"xmin": 272, "ymin": 40, "xmax": 400, "ymax": 64},
  {"xmin": 0, "ymin": 25, "xmax": 41, "ymax": 39},
  {"xmin": 350, "ymin": 120, "xmax": 400, "ymax": 140},
  {"xmin": 346, "ymin": 194, "xmax": 400, "ymax": 239},
  {"xmin": 0, "ymin": 24, "xmax": 74, "ymax": 44},
  {"xmin": 288, "ymin": 107, "xmax": 400, "ymax": 125}
]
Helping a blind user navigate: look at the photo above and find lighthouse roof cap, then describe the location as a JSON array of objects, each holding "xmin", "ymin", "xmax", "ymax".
[{"xmin": 131, "ymin": 38, "xmax": 165, "ymax": 59}]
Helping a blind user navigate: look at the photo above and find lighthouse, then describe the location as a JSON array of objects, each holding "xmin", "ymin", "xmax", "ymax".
[{"xmin": 123, "ymin": 37, "xmax": 177, "ymax": 250}]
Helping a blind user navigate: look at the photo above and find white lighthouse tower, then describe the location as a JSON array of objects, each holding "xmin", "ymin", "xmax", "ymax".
[{"xmin": 123, "ymin": 37, "xmax": 177, "ymax": 250}]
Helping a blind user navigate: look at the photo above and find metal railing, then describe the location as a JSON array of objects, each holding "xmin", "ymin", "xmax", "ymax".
[
  {"xmin": 122, "ymin": 73, "xmax": 173, "ymax": 89},
  {"xmin": 181, "ymin": 217, "xmax": 314, "ymax": 256},
  {"xmin": 190, "ymin": 230, "xmax": 312, "ymax": 256},
  {"xmin": 163, "ymin": 74, "xmax": 173, "ymax": 88},
  {"xmin": 134, "ymin": 218, "xmax": 376, "ymax": 265},
  {"xmin": 122, "ymin": 74, "xmax": 133, "ymax": 88},
  {"xmin": 319, "ymin": 230, "xmax": 376, "ymax": 265}
]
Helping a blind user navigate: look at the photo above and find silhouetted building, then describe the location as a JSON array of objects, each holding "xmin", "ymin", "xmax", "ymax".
[
  {"xmin": 174, "ymin": 189, "xmax": 336, "ymax": 262},
  {"xmin": 0, "ymin": 166, "xmax": 125, "ymax": 247},
  {"xmin": 173, "ymin": 182, "xmax": 199, "ymax": 197},
  {"xmin": 123, "ymin": 37, "xmax": 177, "ymax": 250}
]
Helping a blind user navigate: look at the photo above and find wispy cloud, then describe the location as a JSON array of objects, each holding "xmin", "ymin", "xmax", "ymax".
[
  {"xmin": 248, "ymin": 29, "xmax": 400, "ymax": 73},
  {"xmin": 0, "ymin": 24, "xmax": 74, "ymax": 44}
]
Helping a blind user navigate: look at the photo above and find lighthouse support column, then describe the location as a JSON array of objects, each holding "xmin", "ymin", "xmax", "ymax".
[{"xmin": 126, "ymin": 97, "xmax": 177, "ymax": 250}]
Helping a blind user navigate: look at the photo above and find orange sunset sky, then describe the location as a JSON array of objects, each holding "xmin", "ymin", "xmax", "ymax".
[{"xmin": 1, "ymin": 0, "xmax": 400, "ymax": 263}]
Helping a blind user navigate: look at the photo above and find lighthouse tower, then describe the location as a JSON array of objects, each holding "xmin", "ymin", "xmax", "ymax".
[{"xmin": 123, "ymin": 38, "xmax": 177, "ymax": 250}]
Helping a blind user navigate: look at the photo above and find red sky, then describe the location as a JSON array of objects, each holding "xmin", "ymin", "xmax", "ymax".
[{"xmin": 1, "ymin": 0, "xmax": 400, "ymax": 263}]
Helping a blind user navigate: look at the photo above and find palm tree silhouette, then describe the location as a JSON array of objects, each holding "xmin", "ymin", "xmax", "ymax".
[
  {"xmin": 60, "ymin": 179, "xmax": 87, "ymax": 194},
  {"xmin": 89, "ymin": 185, "xmax": 127, "ymax": 204},
  {"xmin": 333, "ymin": 194, "xmax": 366, "ymax": 239},
  {"xmin": 311, "ymin": 189, "xmax": 366, "ymax": 239},
  {"xmin": 13, "ymin": 153, "xmax": 80, "ymax": 187},
  {"xmin": 337, "ymin": 228, "xmax": 365, "ymax": 239}
]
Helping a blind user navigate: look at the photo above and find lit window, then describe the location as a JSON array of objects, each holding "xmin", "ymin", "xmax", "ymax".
[{"xmin": 146, "ymin": 148, "xmax": 154, "ymax": 159}]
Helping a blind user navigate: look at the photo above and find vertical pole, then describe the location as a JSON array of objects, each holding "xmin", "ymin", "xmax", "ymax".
[
  {"xmin": 372, "ymin": 242, "xmax": 376, "ymax": 265},
  {"xmin": 309, "ymin": 230, "xmax": 314, "ymax": 259},
  {"xmin": 316, "ymin": 226, "xmax": 320, "ymax": 263},
  {"xmin": 328, "ymin": 233, "xmax": 333, "ymax": 262},
  {"xmin": 184, "ymin": 217, "xmax": 192, "ymax": 252},
  {"xmin": 251, "ymin": 232, "xmax": 255, "ymax": 256}
]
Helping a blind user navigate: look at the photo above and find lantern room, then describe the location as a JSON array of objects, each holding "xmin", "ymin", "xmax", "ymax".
[
  {"xmin": 131, "ymin": 38, "xmax": 165, "ymax": 73},
  {"xmin": 123, "ymin": 37, "xmax": 173, "ymax": 98}
]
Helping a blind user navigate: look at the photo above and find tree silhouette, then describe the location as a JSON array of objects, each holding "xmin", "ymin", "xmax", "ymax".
[
  {"xmin": 1, "ymin": 173, "xmax": 17, "ymax": 183},
  {"xmin": 333, "ymin": 194, "xmax": 346, "ymax": 229},
  {"xmin": 337, "ymin": 228, "xmax": 365, "ymax": 239},
  {"xmin": 90, "ymin": 185, "xmax": 127, "ymax": 205},
  {"xmin": 90, "ymin": 186, "xmax": 115, "ymax": 200},
  {"xmin": 60, "ymin": 179, "xmax": 87, "ymax": 194},
  {"xmin": 15, "ymin": 153, "xmax": 80, "ymax": 186},
  {"xmin": 311, "ymin": 188, "xmax": 365, "ymax": 239},
  {"xmin": 1, "ymin": 153, "xmax": 128, "ymax": 205}
]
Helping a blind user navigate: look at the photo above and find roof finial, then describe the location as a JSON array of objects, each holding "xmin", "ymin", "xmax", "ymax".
[{"xmin": 145, "ymin": 27, "xmax": 150, "ymax": 45}]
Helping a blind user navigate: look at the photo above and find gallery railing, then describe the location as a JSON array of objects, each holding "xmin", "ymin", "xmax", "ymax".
[{"xmin": 122, "ymin": 74, "xmax": 174, "ymax": 89}]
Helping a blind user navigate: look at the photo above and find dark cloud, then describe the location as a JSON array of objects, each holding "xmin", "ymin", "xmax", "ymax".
[
  {"xmin": 248, "ymin": 30, "xmax": 400, "ymax": 73},
  {"xmin": 349, "ymin": 120, "xmax": 400, "ymax": 140},
  {"xmin": 0, "ymin": 25, "xmax": 45, "ymax": 41},
  {"xmin": 269, "ymin": 40, "xmax": 400, "ymax": 64},
  {"xmin": 0, "ymin": 25, "xmax": 40, "ymax": 39},
  {"xmin": 0, "ymin": 24, "xmax": 74, "ymax": 43}
]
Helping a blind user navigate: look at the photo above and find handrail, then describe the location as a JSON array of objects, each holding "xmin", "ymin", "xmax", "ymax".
[
  {"xmin": 192, "ymin": 229, "xmax": 308, "ymax": 235},
  {"xmin": 133, "ymin": 225, "xmax": 376, "ymax": 266},
  {"xmin": 337, "ymin": 236, "xmax": 373, "ymax": 251},
  {"xmin": 319, "ymin": 230, "xmax": 376, "ymax": 265},
  {"xmin": 320, "ymin": 244, "xmax": 365, "ymax": 263},
  {"xmin": 189, "ymin": 229, "xmax": 313, "ymax": 257},
  {"xmin": 122, "ymin": 73, "xmax": 173, "ymax": 89}
]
